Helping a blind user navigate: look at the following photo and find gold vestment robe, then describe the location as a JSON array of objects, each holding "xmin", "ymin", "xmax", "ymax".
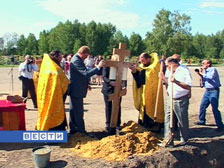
[
  {"xmin": 132, "ymin": 53, "xmax": 164, "ymax": 123},
  {"xmin": 36, "ymin": 54, "xmax": 69, "ymax": 130}
]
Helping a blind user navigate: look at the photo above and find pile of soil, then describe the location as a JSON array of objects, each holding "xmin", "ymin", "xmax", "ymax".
[{"xmin": 69, "ymin": 121, "xmax": 160, "ymax": 162}]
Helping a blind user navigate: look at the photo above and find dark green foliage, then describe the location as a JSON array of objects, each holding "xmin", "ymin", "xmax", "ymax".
[
  {"xmin": 24, "ymin": 33, "xmax": 38, "ymax": 55},
  {"xmin": 0, "ymin": 9, "xmax": 223, "ymax": 61},
  {"xmin": 48, "ymin": 20, "xmax": 75, "ymax": 54},
  {"xmin": 38, "ymin": 30, "xmax": 49, "ymax": 55},
  {"xmin": 129, "ymin": 33, "xmax": 145, "ymax": 56},
  {"xmin": 16, "ymin": 35, "xmax": 26, "ymax": 55}
]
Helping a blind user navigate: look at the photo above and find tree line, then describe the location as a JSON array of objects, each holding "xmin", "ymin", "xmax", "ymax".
[{"xmin": 0, "ymin": 9, "xmax": 223, "ymax": 62}]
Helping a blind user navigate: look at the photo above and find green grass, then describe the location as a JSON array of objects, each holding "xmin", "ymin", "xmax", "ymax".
[{"xmin": 0, "ymin": 64, "xmax": 18, "ymax": 68}]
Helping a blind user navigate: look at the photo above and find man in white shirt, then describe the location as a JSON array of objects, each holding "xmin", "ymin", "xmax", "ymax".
[
  {"xmin": 84, "ymin": 55, "xmax": 95, "ymax": 70},
  {"xmin": 84, "ymin": 55, "xmax": 96, "ymax": 84},
  {"xmin": 160, "ymin": 57, "xmax": 192, "ymax": 147},
  {"xmin": 18, "ymin": 55, "xmax": 38, "ymax": 108}
]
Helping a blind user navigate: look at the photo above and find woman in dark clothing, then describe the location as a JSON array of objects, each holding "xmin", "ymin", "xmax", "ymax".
[{"xmin": 95, "ymin": 55, "xmax": 103, "ymax": 85}]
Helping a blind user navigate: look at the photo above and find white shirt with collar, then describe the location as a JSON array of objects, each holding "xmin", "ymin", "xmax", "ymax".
[
  {"xmin": 165, "ymin": 64, "xmax": 191, "ymax": 78},
  {"xmin": 167, "ymin": 65, "xmax": 192, "ymax": 99},
  {"xmin": 19, "ymin": 62, "xmax": 38, "ymax": 79}
]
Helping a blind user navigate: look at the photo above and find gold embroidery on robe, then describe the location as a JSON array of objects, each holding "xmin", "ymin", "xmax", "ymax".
[
  {"xmin": 132, "ymin": 53, "xmax": 164, "ymax": 123},
  {"xmin": 36, "ymin": 54, "xmax": 69, "ymax": 130}
]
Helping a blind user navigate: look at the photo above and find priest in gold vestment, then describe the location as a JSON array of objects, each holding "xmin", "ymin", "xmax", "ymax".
[
  {"xmin": 130, "ymin": 52, "xmax": 164, "ymax": 132},
  {"xmin": 36, "ymin": 51, "xmax": 69, "ymax": 130}
]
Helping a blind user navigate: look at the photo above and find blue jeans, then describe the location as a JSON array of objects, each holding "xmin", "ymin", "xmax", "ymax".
[{"xmin": 199, "ymin": 88, "xmax": 223, "ymax": 128}]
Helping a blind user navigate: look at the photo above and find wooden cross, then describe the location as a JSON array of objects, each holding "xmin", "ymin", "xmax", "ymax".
[{"xmin": 105, "ymin": 43, "xmax": 132, "ymax": 128}]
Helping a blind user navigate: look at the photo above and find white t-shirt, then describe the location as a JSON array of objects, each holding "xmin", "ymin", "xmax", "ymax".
[
  {"xmin": 167, "ymin": 65, "xmax": 192, "ymax": 99},
  {"xmin": 18, "ymin": 62, "xmax": 38, "ymax": 79},
  {"xmin": 84, "ymin": 57, "xmax": 94, "ymax": 68}
]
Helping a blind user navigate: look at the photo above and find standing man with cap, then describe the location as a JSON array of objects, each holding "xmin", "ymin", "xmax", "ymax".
[
  {"xmin": 195, "ymin": 59, "xmax": 223, "ymax": 131},
  {"xmin": 160, "ymin": 57, "xmax": 192, "ymax": 147}
]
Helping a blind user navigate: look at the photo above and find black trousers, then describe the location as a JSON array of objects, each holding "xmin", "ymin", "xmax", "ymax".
[
  {"xmin": 103, "ymin": 94, "xmax": 121, "ymax": 128},
  {"xmin": 69, "ymin": 97, "xmax": 86, "ymax": 134},
  {"xmin": 21, "ymin": 77, "xmax": 37, "ymax": 107}
]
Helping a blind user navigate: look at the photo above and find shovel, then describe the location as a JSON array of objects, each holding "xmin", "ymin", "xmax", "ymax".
[
  {"xmin": 154, "ymin": 61, "xmax": 163, "ymax": 122},
  {"xmin": 165, "ymin": 64, "xmax": 174, "ymax": 146}
]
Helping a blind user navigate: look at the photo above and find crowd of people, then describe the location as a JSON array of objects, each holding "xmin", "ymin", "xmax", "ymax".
[{"xmin": 18, "ymin": 45, "xmax": 223, "ymax": 147}]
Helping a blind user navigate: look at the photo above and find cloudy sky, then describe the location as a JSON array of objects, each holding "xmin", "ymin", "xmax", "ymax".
[{"xmin": 0, "ymin": 0, "xmax": 223, "ymax": 38}]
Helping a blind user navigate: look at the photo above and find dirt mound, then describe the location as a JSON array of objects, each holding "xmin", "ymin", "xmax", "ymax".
[{"xmin": 68, "ymin": 121, "xmax": 161, "ymax": 161}]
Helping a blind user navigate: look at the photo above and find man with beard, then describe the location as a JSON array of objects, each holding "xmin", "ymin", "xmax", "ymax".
[{"xmin": 130, "ymin": 52, "xmax": 164, "ymax": 132}]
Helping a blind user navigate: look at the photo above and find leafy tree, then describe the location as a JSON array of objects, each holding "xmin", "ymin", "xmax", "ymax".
[
  {"xmin": 145, "ymin": 9, "xmax": 192, "ymax": 57},
  {"xmin": 0, "ymin": 38, "xmax": 3, "ymax": 47},
  {"xmin": 24, "ymin": 33, "xmax": 38, "ymax": 55},
  {"xmin": 85, "ymin": 21, "xmax": 116, "ymax": 56},
  {"xmin": 129, "ymin": 33, "xmax": 145, "ymax": 56},
  {"xmin": 1, "ymin": 16, "xmax": 221, "ymax": 61},
  {"xmin": 168, "ymin": 11, "xmax": 192, "ymax": 57},
  {"xmin": 105, "ymin": 30, "xmax": 130, "ymax": 57},
  {"xmin": 16, "ymin": 35, "xmax": 26, "ymax": 55},
  {"xmin": 72, "ymin": 20, "xmax": 83, "ymax": 40},
  {"xmin": 78, "ymin": 22, "xmax": 87, "ymax": 46},
  {"xmin": 171, "ymin": 11, "xmax": 191, "ymax": 34},
  {"xmin": 145, "ymin": 9, "xmax": 173, "ymax": 55},
  {"xmin": 48, "ymin": 26, "xmax": 61, "ymax": 52},
  {"xmin": 167, "ymin": 32, "xmax": 192, "ymax": 58},
  {"xmin": 2, "ymin": 33, "xmax": 18, "ymax": 55},
  {"xmin": 85, "ymin": 21, "xmax": 98, "ymax": 55},
  {"xmin": 211, "ymin": 33, "xmax": 223, "ymax": 59},
  {"xmin": 106, "ymin": 36, "xmax": 117, "ymax": 57},
  {"xmin": 0, "ymin": 37, "xmax": 4, "ymax": 55},
  {"xmin": 219, "ymin": 29, "xmax": 224, "ymax": 58},
  {"xmin": 96, "ymin": 23, "xmax": 116, "ymax": 56},
  {"xmin": 48, "ymin": 20, "xmax": 75, "ymax": 54},
  {"xmin": 204, "ymin": 35, "xmax": 219, "ymax": 58},
  {"xmin": 73, "ymin": 39, "xmax": 81, "ymax": 53},
  {"xmin": 114, "ymin": 30, "xmax": 129, "ymax": 47},
  {"xmin": 38, "ymin": 30, "xmax": 49, "ymax": 55},
  {"xmin": 144, "ymin": 32, "xmax": 155, "ymax": 53},
  {"xmin": 71, "ymin": 20, "xmax": 87, "ymax": 47},
  {"xmin": 192, "ymin": 33, "xmax": 206, "ymax": 59}
]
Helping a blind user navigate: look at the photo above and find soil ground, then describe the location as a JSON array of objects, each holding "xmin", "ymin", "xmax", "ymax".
[{"xmin": 0, "ymin": 65, "xmax": 224, "ymax": 168}]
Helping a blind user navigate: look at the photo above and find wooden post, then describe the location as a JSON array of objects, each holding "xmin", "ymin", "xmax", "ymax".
[
  {"xmin": 170, "ymin": 65, "xmax": 174, "ymax": 130},
  {"xmin": 154, "ymin": 62, "xmax": 163, "ymax": 121},
  {"xmin": 105, "ymin": 43, "xmax": 131, "ymax": 128}
]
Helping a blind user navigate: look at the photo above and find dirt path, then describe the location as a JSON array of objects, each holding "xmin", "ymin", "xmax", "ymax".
[{"xmin": 0, "ymin": 66, "xmax": 224, "ymax": 167}]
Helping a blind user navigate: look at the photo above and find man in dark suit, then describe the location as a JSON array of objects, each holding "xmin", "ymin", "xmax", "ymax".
[{"xmin": 69, "ymin": 46, "xmax": 105, "ymax": 134}]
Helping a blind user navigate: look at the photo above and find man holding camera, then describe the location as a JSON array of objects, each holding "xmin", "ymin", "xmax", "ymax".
[
  {"xmin": 195, "ymin": 59, "xmax": 223, "ymax": 132},
  {"xmin": 18, "ymin": 55, "xmax": 38, "ymax": 108}
]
